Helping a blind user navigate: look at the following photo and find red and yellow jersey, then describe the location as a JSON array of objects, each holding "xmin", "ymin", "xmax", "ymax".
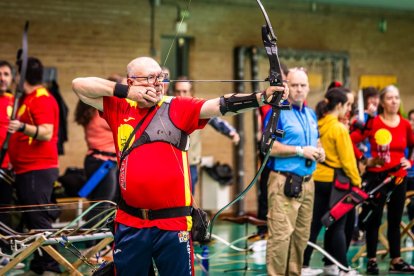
[
  {"xmin": 0, "ymin": 92, "xmax": 13, "ymax": 168},
  {"xmin": 102, "ymin": 96, "xmax": 208, "ymax": 231},
  {"xmin": 351, "ymin": 114, "xmax": 414, "ymax": 177},
  {"xmin": 9, "ymin": 87, "xmax": 59, "ymax": 174}
]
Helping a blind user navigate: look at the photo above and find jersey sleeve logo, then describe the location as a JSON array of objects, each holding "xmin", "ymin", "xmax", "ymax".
[
  {"xmin": 17, "ymin": 104, "xmax": 27, "ymax": 118},
  {"xmin": 6, "ymin": 105, "xmax": 12, "ymax": 118}
]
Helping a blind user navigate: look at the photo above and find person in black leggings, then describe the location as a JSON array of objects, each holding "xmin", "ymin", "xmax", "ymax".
[
  {"xmin": 303, "ymin": 178, "xmax": 357, "ymax": 272},
  {"xmin": 361, "ymin": 171, "xmax": 408, "ymax": 274},
  {"xmin": 303, "ymin": 87, "xmax": 361, "ymax": 276},
  {"xmin": 351, "ymin": 85, "xmax": 414, "ymax": 274}
]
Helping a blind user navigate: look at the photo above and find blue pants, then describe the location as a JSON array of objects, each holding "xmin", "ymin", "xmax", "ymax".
[
  {"xmin": 190, "ymin": 164, "xmax": 198, "ymax": 195},
  {"xmin": 113, "ymin": 224, "xmax": 194, "ymax": 276}
]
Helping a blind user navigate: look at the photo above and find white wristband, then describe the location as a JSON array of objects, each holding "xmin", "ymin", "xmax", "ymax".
[{"xmin": 295, "ymin": 146, "xmax": 304, "ymax": 157}]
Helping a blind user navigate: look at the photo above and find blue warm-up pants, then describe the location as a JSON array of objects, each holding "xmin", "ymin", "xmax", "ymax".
[{"xmin": 113, "ymin": 223, "xmax": 194, "ymax": 276}]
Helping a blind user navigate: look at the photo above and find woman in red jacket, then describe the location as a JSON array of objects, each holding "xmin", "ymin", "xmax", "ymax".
[{"xmin": 351, "ymin": 85, "xmax": 414, "ymax": 274}]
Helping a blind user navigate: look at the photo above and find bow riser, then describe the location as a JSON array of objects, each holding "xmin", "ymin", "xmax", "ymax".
[{"xmin": 207, "ymin": 0, "xmax": 290, "ymax": 239}]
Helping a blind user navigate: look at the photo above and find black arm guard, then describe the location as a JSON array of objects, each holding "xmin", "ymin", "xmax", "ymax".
[{"xmin": 219, "ymin": 93, "xmax": 259, "ymax": 115}]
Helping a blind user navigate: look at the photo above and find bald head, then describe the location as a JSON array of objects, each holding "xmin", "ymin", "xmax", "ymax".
[
  {"xmin": 287, "ymin": 69, "xmax": 309, "ymax": 107},
  {"xmin": 127, "ymin": 57, "xmax": 161, "ymax": 77}
]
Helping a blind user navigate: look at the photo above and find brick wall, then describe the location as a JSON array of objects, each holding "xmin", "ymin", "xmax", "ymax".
[{"xmin": 1, "ymin": 0, "xmax": 413, "ymax": 213}]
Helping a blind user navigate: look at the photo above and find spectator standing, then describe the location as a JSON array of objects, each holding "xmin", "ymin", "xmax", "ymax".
[
  {"xmin": 351, "ymin": 85, "xmax": 414, "ymax": 274},
  {"xmin": 8, "ymin": 57, "xmax": 61, "ymax": 275},
  {"xmin": 0, "ymin": 60, "xmax": 14, "ymax": 227},
  {"xmin": 265, "ymin": 67, "xmax": 325, "ymax": 276},
  {"xmin": 303, "ymin": 87, "xmax": 361, "ymax": 276}
]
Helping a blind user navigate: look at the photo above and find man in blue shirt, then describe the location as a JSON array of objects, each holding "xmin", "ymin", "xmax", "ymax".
[{"xmin": 265, "ymin": 67, "xmax": 325, "ymax": 276}]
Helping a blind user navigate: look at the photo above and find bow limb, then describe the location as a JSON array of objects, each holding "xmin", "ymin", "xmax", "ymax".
[
  {"xmin": 257, "ymin": 0, "xmax": 291, "ymax": 154},
  {"xmin": 207, "ymin": 0, "xmax": 289, "ymax": 240},
  {"xmin": 0, "ymin": 21, "xmax": 29, "ymax": 166},
  {"xmin": 256, "ymin": 0, "xmax": 283, "ymax": 87},
  {"xmin": 14, "ymin": 21, "xmax": 29, "ymax": 119}
]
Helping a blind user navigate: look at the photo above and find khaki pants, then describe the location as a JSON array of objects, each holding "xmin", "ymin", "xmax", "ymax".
[{"xmin": 266, "ymin": 171, "xmax": 314, "ymax": 276}]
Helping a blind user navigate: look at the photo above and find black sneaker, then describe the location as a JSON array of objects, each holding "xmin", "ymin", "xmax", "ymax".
[
  {"xmin": 367, "ymin": 259, "xmax": 379, "ymax": 275},
  {"xmin": 389, "ymin": 259, "xmax": 414, "ymax": 274}
]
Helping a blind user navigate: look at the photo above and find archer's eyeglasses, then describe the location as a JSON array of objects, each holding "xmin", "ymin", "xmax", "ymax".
[{"xmin": 129, "ymin": 73, "xmax": 169, "ymax": 84}]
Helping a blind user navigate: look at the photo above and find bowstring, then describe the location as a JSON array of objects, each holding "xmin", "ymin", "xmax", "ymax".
[{"xmin": 161, "ymin": 0, "xmax": 193, "ymax": 68}]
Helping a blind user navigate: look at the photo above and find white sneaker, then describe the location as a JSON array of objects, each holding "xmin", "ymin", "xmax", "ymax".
[
  {"xmin": 301, "ymin": 267, "xmax": 323, "ymax": 276},
  {"xmin": 324, "ymin": 264, "xmax": 340, "ymax": 275},
  {"xmin": 0, "ymin": 257, "xmax": 26, "ymax": 269},
  {"xmin": 249, "ymin": 239, "xmax": 267, "ymax": 252},
  {"xmin": 339, "ymin": 269, "xmax": 361, "ymax": 276}
]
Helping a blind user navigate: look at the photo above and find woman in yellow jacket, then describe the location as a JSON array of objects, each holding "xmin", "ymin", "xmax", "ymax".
[{"xmin": 302, "ymin": 87, "xmax": 361, "ymax": 276}]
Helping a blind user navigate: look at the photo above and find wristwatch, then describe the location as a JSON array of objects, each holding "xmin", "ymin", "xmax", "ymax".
[{"xmin": 18, "ymin": 123, "xmax": 26, "ymax": 132}]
